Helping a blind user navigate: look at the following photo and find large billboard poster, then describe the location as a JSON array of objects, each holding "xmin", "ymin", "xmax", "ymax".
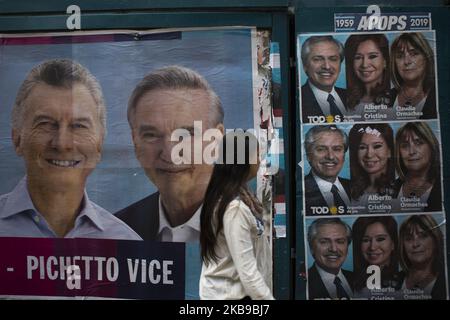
[
  {"xmin": 0, "ymin": 27, "xmax": 275, "ymax": 299},
  {"xmin": 297, "ymin": 24, "xmax": 448, "ymax": 300}
]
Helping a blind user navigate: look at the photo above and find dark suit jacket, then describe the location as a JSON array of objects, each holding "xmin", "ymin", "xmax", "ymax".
[
  {"xmin": 304, "ymin": 172, "xmax": 351, "ymax": 216},
  {"xmin": 308, "ymin": 264, "xmax": 354, "ymax": 299},
  {"xmin": 115, "ymin": 192, "xmax": 160, "ymax": 241},
  {"xmin": 393, "ymin": 178, "xmax": 442, "ymax": 212},
  {"xmin": 301, "ymin": 82, "xmax": 347, "ymax": 123},
  {"xmin": 389, "ymin": 87, "xmax": 437, "ymax": 119}
]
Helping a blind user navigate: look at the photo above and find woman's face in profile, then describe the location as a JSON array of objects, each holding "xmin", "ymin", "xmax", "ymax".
[
  {"xmin": 361, "ymin": 222, "xmax": 394, "ymax": 267},
  {"xmin": 353, "ymin": 40, "xmax": 385, "ymax": 87},
  {"xmin": 399, "ymin": 130, "xmax": 431, "ymax": 173},
  {"xmin": 357, "ymin": 132, "xmax": 390, "ymax": 177},
  {"xmin": 403, "ymin": 225, "xmax": 435, "ymax": 266},
  {"xmin": 395, "ymin": 42, "xmax": 426, "ymax": 84}
]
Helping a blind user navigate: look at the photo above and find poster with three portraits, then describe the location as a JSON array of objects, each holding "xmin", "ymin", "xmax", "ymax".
[{"xmin": 298, "ymin": 29, "xmax": 448, "ymax": 300}]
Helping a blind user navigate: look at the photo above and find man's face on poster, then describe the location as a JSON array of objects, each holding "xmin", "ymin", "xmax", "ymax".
[
  {"xmin": 131, "ymin": 88, "xmax": 222, "ymax": 199},
  {"xmin": 311, "ymin": 223, "xmax": 349, "ymax": 275},
  {"xmin": 307, "ymin": 130, "xmax": 346, "ymax": 183},
  {"xmin": 304, "ymin": 40, "xmax": 341, "ymax": 92},
  {"xmin": 13, "ymin": 83, "xmax": 103, "ymax": 190}
]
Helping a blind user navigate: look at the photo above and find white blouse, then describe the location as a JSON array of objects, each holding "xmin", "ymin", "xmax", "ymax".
[{"xmin": 199, "ymin": 199, "xmax": 274, "ymax": 300}]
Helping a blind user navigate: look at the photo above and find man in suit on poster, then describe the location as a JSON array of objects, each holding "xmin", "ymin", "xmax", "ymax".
[
  {"xmin": 304, "ymin": 125, "xmax": 350, "ymax": 216},
  {"xmin": 300, "ymin": 36, "xmax": 347, "ymax": 123},
  {"xmin": 307, "ymin": 218, "xmax": 353, "ymax": 299},
  {"xmin": 115, "ymin": 65, "xmax": 224, "ymax": 242}
]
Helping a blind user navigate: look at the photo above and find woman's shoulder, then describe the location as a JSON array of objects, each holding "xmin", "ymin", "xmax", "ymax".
[{"xmin": 225, "ymin": 199, "xmax": 252, "ymax": 217}]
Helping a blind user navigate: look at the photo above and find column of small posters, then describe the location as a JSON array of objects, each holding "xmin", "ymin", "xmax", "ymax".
[{"xmin": 298, "ymin": 30, "xmax": 448, "ymax": 300}]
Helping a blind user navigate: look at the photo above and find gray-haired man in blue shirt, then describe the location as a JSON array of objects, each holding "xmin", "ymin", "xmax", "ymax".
[{"xmin": 0, "ymin": 59, "xmax": 141, "ymax": 240}]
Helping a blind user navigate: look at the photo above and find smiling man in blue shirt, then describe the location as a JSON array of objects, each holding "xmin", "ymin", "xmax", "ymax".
[{"xmin": 0, "ymin": 59, "xmax": 141, "ymax": 240}]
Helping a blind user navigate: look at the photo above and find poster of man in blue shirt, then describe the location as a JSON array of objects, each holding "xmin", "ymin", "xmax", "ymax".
[{"xmin": 0, "ymin": 59, "xmax": 141, "ymax": 240}]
